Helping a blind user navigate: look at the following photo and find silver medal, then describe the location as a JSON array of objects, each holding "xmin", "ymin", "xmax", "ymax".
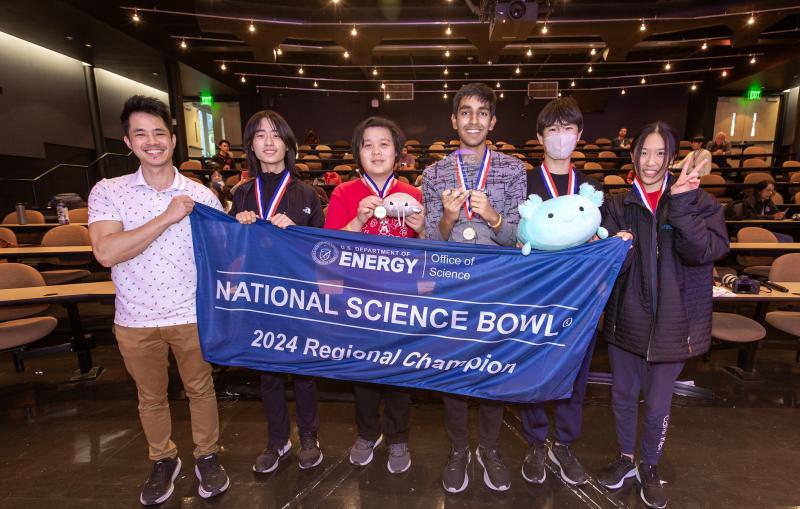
[
  {"xmin": 374, "ymin": 206, "xmax": 387, "ymax": 219},
  {"xmin": 463, "ymin": 226, "xmax": 476, "ymax": 240}
]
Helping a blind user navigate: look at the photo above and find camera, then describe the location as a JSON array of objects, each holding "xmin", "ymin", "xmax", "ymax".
[{"xmin": 721, "ymin": 274, "xmax": 760, "ymax": 294}]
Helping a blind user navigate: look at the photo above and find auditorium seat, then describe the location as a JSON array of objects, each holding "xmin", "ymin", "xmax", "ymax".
[
  {"xmin": 3, "ymin": 210, "xmax": 45, "ymax": 224},
  {"xmin": 594, "ymin": 137, "xmax": 612, "ymax": 149},
  {"xmin": 599, "ymin": 150, "xmax": 617, "ymax": 170},
  {"xmin": 582, "ymin": 144, "xmax": 600, "ymax": 152},
  {"xmin": 225, "ymin": 175, "xmax": 240, "ymax": 187},
  {"xmin": 678, "ymin": 140, "xmax": 692, "ymax": 149},
  {"xmin": 737, "ymin": 227, "xmax": 777, "ymax": 279},
  {"xmin": 316, "ymin": 144, "xmax": 333, "ymax": 159},
  {"xmin": 524, "ymin": 139, "xmax": 540, "ymax": 147},
  {"xmin": 405, "ymin": 139, "xmax": 421, "ymax": 147},
  {"xmin": 742, "ymin": 158, "xmax": 768, "ymax": 169},
  {"xmin": 700, "ymin": 174, "xmax": 731, "ymax": 205},
  {"xmin": 295, "ymin": 163, "xmax": 310, "ymax": 174},
  {"xmin": 772, "ymin": 192, "xmax": 784, "ymax": 205},
  {"xmin": 743, "ymin": 172, "xmax": 775, "ymax": 185},
  {"xmin": 39, "ymin": 224, "xmax": 92, "ymax": 285},
  {"xmin": 795, "ymin": 191, "xmax": 800, "ymax": 204},
  {"xmin": 743, "ymin": 145, "xmax": 768, "ymax": 161},
  {"xmin": 765, "ymin": 254, "xmax": 800, "ymax": 361},
  {"xmin": 449, "ymin": 139, "xmax": 461, "ymax": 146},
  {"xmin": 302, "ymin": 154, "xmax": 322, "ymax": 171},
  {"xmin": 583, "ymin": 162, "xmax": 602, "ymax": 171},
  {"xmin": 604, "ymin": 174, "xmax": 627, "ymax": 194},
  {"xmin": 499, "ymin": 144, "xmax": 516, "ymax": 151},
  {"xmin": 621, "ymin": 163, "xmax": 634, "ymax": 171},
  {"xmin": 179, "ymin": 160, "xmax": 202, "ymax": 171},
  {"xmin": 571, "ymin": 151, "xmax": 586, "ymax": 169},
  {"xmin": 68, "ymin": 207, "xmax": 88, "ymax": 223},
  {"xmin": 711, "ymin": 312, "xmax": 767, "ymax": 378}
]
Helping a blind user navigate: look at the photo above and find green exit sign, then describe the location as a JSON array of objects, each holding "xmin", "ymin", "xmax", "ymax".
[
  {"xmin": 200, "ymin": 93, "xmax": 214, "ymax": 105},
  {"xmin": 746, "ymin": 86, "xmax": 762, "ymax": 101}
]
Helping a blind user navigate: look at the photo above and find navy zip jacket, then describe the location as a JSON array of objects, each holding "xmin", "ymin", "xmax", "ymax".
[{"xmin": 600, "ymin": 176, "xmax": 729, "ymax": 362}]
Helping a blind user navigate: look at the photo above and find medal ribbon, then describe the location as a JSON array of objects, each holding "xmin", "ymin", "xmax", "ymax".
[
  {"xmin": 539, "ymin": 163, "xmax": 576, "ymax": 198},
  {"xmin": 362, "ymin": 173, "xmax": 396, "ymax": 198},
  {"xmin": 455, "ymin": 149, "xmax": 492, "ymax": 220},
  {"xmin": 254, "ymin": 170, "xmax": 291, "ymax": 219},
  {"xmin": 632, "ymin": 174, "xmax": 669, "ymax": 215}
]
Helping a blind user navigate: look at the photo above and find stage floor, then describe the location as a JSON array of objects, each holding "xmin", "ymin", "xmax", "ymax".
[{"xmin": 1, "ymin": 340, "xmax": 800, "ymax": 508}]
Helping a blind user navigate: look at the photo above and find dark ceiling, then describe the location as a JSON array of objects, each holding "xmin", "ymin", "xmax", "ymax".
[{"xmin": 7, "ymin": 1, "xmax": 800, "ymax": 99}]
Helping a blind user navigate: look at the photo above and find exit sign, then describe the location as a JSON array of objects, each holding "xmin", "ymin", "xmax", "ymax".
[
  {"xmin": 200, "ymin": 92, "xmax": 214, "ymax": 105},
  {"xmin": 746, "ymin": 86, "xmax": 762, "ymax": 101}
]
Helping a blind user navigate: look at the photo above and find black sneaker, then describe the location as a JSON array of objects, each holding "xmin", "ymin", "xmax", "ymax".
[
  {"xmin": 521, "ymin": 443, "xmax": 547, "ymax": 484},
  {"xmin": 598, "ymin": 454, "xmax": 636, "ymax": 490},
  {"xmin": 547, "ymin": 443, "xmax": 588, "ymax": 486},
  {"xmin": 441, "ymin": 446, "xmax": 471, "ymax": 493},
  {"xmin": 636, "ymin": 462, "xmax": 667, "ymax": 509},
  {"xmin": 195, "ymin": 453, "xmax": 230, "ymax": 499},
  {"xmin": 139, "ymin": 456, "xmax": 181, "ymax": 506},
  {"xmin": 298, "ymin": 435, "xmax": 324, "ymax": 470},
  {"xmin": 253, "ymin": 439, "xmax": 292, "ymax": 473},
  {"xmin": 476, "ymin": 445, "xmax": 511, "ymax": 491}
]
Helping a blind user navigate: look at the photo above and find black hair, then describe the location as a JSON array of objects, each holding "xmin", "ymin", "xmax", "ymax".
[
  {"xmin": 351, "ymin": 116, "xmax": 406, "ymax": 168},
  {"xmin": 632, "ymin": 122, "xmax": 678, "ymax": 176},
  {"xmin": 754, "ymin": 180, "xmax": 774, "ymax": 193},
  {"xmin": 218, "ymin": 139, "xmax": 231, "ymax": 147},
  {"xmin": 452, "ymin": 83, "xmax": 497, "ymax": 117},
  {"xmin": 242, "ymin": 110, "xmax": 298, "ymax": 178},
  {"xmin": 120, "ymin": 95, "xmax": 172, "ymax": 136},
  {"xmin": 536, "ymin": 97, "xmax": 583, "ymax": 135},
  {"xmin": 691, "ymin": 135, "xmax": 705, "ymax": 143}
]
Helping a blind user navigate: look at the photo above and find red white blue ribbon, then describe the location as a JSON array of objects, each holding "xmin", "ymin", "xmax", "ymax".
[
  {"xmin": 539, "ymin": 163, "xmax": 576, "ymax": 198},
  {"xmin": 254, "ymin": 170, "xmax": 291, "ymax": 219},
  {"xmin": 362, "ymin": 173, "xmax": 396, "ymax": 198},
  {"xmin": 632, "ymin": 174, "xmax": 668, "ymax": 215},
  {"xmin": 455, "ymin": 149, "xmax": 492, "ymax": 220}
]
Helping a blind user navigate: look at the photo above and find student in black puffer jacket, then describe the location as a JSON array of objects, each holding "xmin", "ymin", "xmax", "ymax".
[{"xmin": 595, "ymin": 122, "xmax": 729, "ymax": 509}]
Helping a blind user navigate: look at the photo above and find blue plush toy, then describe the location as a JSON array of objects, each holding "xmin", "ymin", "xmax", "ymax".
[{"xmin": 517, "ymin": 182, "xmax": 608, "ymax": 254}]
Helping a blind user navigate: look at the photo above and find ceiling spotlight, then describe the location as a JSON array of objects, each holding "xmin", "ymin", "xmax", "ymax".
[
  {"xmin": 641, "ymin": 77, "xmax": 646, "ymax": 84},
  {"xmin": 220, "ymin": 62, "xmax": 227, "ymax": 71},
  {"xmin": 515, "ymin": 66, "xmax": 521, "ymax": 74},
  {"xmin": 380, "ymin": 82, "xmax": 385, "ymax": 89},
  {"xmin": 588, "ymin": 65, "xmax": 593, "ymax": 73},
  {"xmin": 132, "ymin": 10, "xmax": 140, "ymax": 22},
  {"xmin": 721, "ymin": 69, "xmax": 728, "ymax": 77},
  {"xmin": 691, "ymin": 83, "xmax": 698, "ymax": 91},
  {"xmin": 701, "ymin": 41, "xmax": 708, "ymax": 50},
  {"xmin": 240, "ymin": 76, "xmax": 246, "ymax": 83},
  {"xmin": 444, "ymin": 67, "xmax": 449, "ymax": 75},
  {"xmin": 443, "ymin": 93, "xmax": 448, "ymax": 99},
  {"xmin": 590, "ymin": 47, "xmax": 596, "ymax": 56},
  {"xmin": 298, "ymin": 67, "xmax": 304, "ymax": 75},
  {"xmin": 445, "ymin": 49, "xmax": 450, "ymax": 57},
  {"xmin": 541, "ymin": 24, "xmax": 549, "ymax": 34},
  {"xmin": 621, "ymin": 89, "xmax": 626, "ymax": 95},
  {"xmin": 313, "ymin": 81, "xmax": 318, "ymax": 88},
  {"xmin": 343, "ymin": 50, "xmax": 349, "ymax": 58},
  {"xmin": 526, "ymin": 48, "xmax": 532, "ymax": 57},
  {"xmin": 445, "ymin": 25, "xmax": 452, "ymax": 35},
  {"xmin": 372, "ymin": 67, "xmax": 378, "ymax": 76},
  {"xmin": 496, "ymin": 81, "xmax": 501, "ymax": 88},
  {"xmin": 180, "ymin": 39, "xmax": 187, "ymax": 49},
  {"xmin": 351, "ymin": 26, "xmax": 357, "ymax": 36},
  {"xmin": 664, "ymin": 62, "xmax": 671, "ymax": 70},
  {"xmin": 570, "ymin": 80, "xmax": 576, "ymax": 87},
  {"xmin": 332, "ymin": 0, "xmax": 340, "ymax": 3},
  {"xmin": 640, "ymin": 20, "xmax": 647, "ymax": 31},
  {"xmin": 747, "ymin": 13, "xmax": 755, "ymax": 25},
  {"xmin": 249, "ymin": 21, "xmax": 255, "ymax": 32},
  {"xmin": 276, "ymin": 47, "xmax": 282, "ymax": 55},
  {"xmin": 500, "ymin": 92, "xmax": 504, "ymax": 98},
  {"xmin": 750, "ymin": 55, "xmax": 756, "ymax": 64},
  {"xmin": 444, "ymin": 82, "xmax": 448, "ymax": 89}
]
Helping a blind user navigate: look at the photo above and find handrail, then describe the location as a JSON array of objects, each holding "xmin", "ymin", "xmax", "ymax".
[{"xmin": 0, "ymin": 151, "xmax": 133, "ymax": 183}]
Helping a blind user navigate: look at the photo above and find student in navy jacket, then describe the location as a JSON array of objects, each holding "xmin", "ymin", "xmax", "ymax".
[{"xmin": 596, "ymin": 122, "xmax": 729, "ymax": 508}]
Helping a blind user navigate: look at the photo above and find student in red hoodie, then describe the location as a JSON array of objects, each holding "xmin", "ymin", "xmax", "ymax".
[{"xmin": 324, "ymin": 116, "xmax": 423, "ymax": 474}]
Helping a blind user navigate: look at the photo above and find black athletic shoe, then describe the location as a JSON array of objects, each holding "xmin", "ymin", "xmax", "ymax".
[
  {"xmin": 637, "ymin": 462, "xmax": 667, "ymax": 508},
  {"xmin": 298, "ymin": 435, "xmax": 324, "ymax": 470},
  {"xmin": 253, "ymin": 439, "xmax": 292, "ymax": 473},
  {"xmin": 548, "ymin": 443, "xmax": 588, "ymax": 486},
  {"xmin": 476, "ymin": 446, "xmax": 511, "ymax": 491},
  {"xmin": 139, "ymin": 456, "xmax": 181, "ymax": 506},
  {"xmin": 195, "ymin": 453, "xmax": 230, "ymax": 499},
  {"xmin": 521, "ymin": 443, "xmax": 547, "ymax": 484},
  {"xmin": 441, "ymin": 446, "xmax": 471, "ymax": 493},
  {"xmin": 598, "ymin": 454, "xmax": 637, "ymax": 490}
]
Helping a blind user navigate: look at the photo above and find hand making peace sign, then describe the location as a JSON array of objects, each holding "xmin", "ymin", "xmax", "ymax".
[{"xmin": 670, "ymin": 155, "xmax": 708, "ymax": 195}]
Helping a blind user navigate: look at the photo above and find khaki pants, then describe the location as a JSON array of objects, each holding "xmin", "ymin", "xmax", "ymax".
[{"xmin": 115, "ymin": 323, "xmax": 220, "ymax": 461}]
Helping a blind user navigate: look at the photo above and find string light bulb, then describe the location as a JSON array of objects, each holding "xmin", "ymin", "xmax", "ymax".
[
  {"xmin": 180, "ymin": 39, "xmax": 187, "ymax": 49},
  {"xmin": 445, "ymin": 49, "xmax": 450, "ymax": 57},
  {"xmin": 220, "ymin": 62, "xmax": 227, "ymax": 71},
  {"xmin": 747, "ymin": 13, "xmax": 755, "ymax": 25},
  {"xmin": 385, "ymin": 93, "xmax": 391, "ymax": 99},
  {"xmin": 749, "ymin": 55, "xmax": 756, "ymax": 64},
  {"xmin": 351, "ymin": 26, "xmax": 357, "ymax": 36},
  {"xmin": 276, "ymin": 47, "xmax": 282, "ymax": 55},
  {"xmin": 570, "ymin": 80, "xmax": 576, "ymax": 87},
  {"xmin": 380, "ymin": 82, "xmax": 385, "ymax": 90},
  {"xmin": 240, "ymin": 75, "xmax": 246, "ymax": 83},
  {"xmin": 621, "ymin": 89, "xmax": 626, "ymax": 95},
  {"xmin": 590, "ymin": 47, "xmax": 596, "ymax": 56},
  {"xmin": 721, "ymin": 69, "xmax": 728, "ymax": 77},
  {"xmin": 249, "ymin": 21, "xmax": 255, "ymax": 32},
  {"xmin": 298, "ymin": 66, "xmax": 304, "ymax": 75},
  {"xmin": 641, "ymin": 77, "xmax": 646, "ymax": 84},
  {"xmin": 313, "ymin": 81, "xmax": 318, "ymax": 88},
  {"xmin": 541, "ymin": 24, "xmax": 549, "ymax": 34},
  {"xmin": 372, "ymin": 67, "xmax": 378, "ymax": 76},
  {"xmin": 664, "ymin": 61, "xmax": 672, "ymax": 70},
  {"xmin": 515, "ymin": 66, "xmax": 521, "ymax": 74},
  {"xmin": 443, "ymin": 93, "xmax": 448, "ymax": 99},
  {"xmin": 526, "ymin": 48, "xmax": 532, "ymax": 57},
  {"xmin": 588, "ymin": 65, "xmax": 593, "ymax": 73},
  {"xmin": 445, "ymin": 25, "xmax": 452, "ymax": 35},
  {"xmin": 496, "ymin": 81, "xmax": 501, "ymax": 88},
  {"xmin": 443, "ymin": 67, "xmax": 449, "ymax": 75},
  {"xmin": 691, "ymin": 83, "xmax": 698, "ymax": 91},
  {"xmin": 343, "ymin": 50, "xmax": 349, "ymax": 58},
  {"xmin": 500, "ymin": 92, "xmax": 504, "ymax": 98},
  {"xmin": 701, "ymin": 41, "xmax": 708, "ymax": 50},
  {"xmin": 132, "ymin": 10, "xmax": 140, "ymax": 22},
  {"xmin": 640, "ymin": 20, "xmax": 647, "ymax": 31},
  {"xmin": 444, "ymin": 82, "xmax": 448, "ymax": 89}
]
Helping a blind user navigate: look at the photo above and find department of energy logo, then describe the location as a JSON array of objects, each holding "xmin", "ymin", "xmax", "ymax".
[{"xmin": 311, "ymin": 241, "xmax": 340, "ymax": 265}]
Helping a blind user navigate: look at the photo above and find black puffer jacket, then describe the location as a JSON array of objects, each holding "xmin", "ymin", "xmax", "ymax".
[{"xmin": 601, "ymin": 178, "xmax": 729, "ymax": 362}]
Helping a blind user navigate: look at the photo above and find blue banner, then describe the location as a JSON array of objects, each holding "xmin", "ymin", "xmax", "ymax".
[{"xmin": 191, "ymin": 204, "xmax": 628, "ymax": 403}]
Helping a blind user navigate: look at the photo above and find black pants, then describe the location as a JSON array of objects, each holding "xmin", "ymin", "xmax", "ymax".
[
  {"xmin": 354, "ymin": 382, "xmax": 411, "ymax": 445},
  {"xmin": 442, "ymin": 394, "xmax": 504, "ymax": 450},
  {"xmin": 260, "ymin": 372, "xmax": 319, "ymax": 448}
]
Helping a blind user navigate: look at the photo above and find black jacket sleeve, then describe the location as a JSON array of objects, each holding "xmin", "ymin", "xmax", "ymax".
[
  {"xmin": 668, "ymin": 189, "xmax": 730, "ymax": 266},
  {"xmin": 601, "ymin": 194, "xmax": 635, "ymax": 274}
]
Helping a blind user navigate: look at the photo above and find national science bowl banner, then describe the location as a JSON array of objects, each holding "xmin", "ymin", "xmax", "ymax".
[{"xmin": 191, "ymin": 204, "xmax": 628, "ymax": 403}]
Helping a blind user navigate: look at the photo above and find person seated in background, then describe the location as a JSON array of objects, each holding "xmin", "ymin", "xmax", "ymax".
[
  {"xmin": 672, "ymin": 136, "xmax": 711, "ymax": 176},
  {"xmin": 210, "ymin": 139, "xmax": 233, "ymax": 169},
  {"xmin": 303, "ymin": 128, "xmax": 320, "ymax": 146},
  {"xmin": 706, "ymin": 131, "xmax": 731, "ymax": 169},
  {"xmin": 610, "ymin": 127, "xmax": 631, "ymax": 150},
  {"xmin": 398, "ymin": 146, "xmax": 416, "ymax": 169},
  {"xmin": 208, "ymin": 170, "xmax": 233, "ymax": 211},
  {"xmin": 743, "ymin": 180, "xmax": 786, "ymax": 220}
]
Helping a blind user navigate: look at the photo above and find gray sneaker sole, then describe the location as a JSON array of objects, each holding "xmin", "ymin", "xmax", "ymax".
[
  {"xmin": 299, "ymin": 451, "xmax": 324, "ymax": 470},
  {"xmin": 476, "ymin": 448, "xmax": 510, "ymax": 492},
  {"xmin": 601, "ymin": 466, "xmax": 636, "ymax": 490},
  {"xmin": 252, "ymin": 439, "xmax": 292, "ymax": 473},
  {"xmin": 139, "ymin": 457, "xmax": 181, "ymax": 506},
  {"xmin": 387, "ymin": 451, "xmax": 411, "ymax": 474},
  {"xmin": 547, "ymin": 449, "xmax": 588, "ymax": 486},
  {"xmin": 441, "ymin": 450, "xmax": 470, "ymax": 494},
  {"xmin": 521, "ymin": 461, "xmax": 546, "ymax": 484},
  {"xmin": 349, "ymin": 434, "xmax": 384, "ymax": 466},
  {"xmin": 195, "ymin": 464, "xmax": 230, "ymax": 499}
]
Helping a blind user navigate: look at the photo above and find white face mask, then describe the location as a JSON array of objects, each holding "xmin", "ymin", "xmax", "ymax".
[{"xmin": 543, "ymin": 132, "xmax": 578, "ymax": 160}]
